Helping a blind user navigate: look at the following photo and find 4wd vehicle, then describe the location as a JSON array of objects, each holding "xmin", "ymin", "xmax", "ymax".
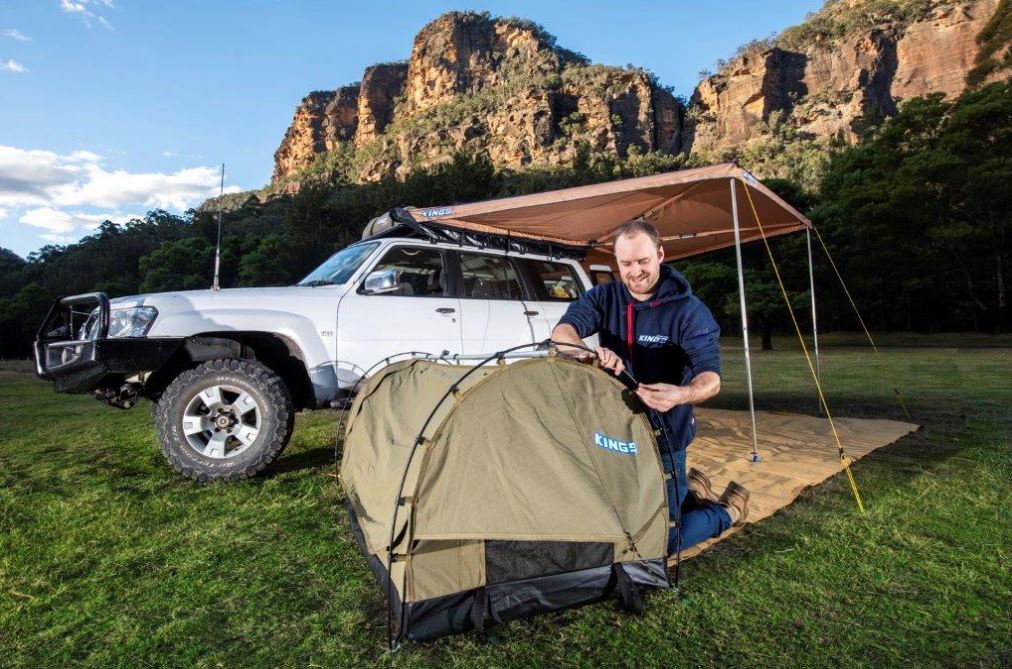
[{"xmin": 35, "ymin": 213, "xmax": 605, "ymax": 481}]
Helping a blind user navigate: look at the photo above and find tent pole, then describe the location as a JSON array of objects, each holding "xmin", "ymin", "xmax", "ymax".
[
  {"xmin": 806, "ymin": 227, "xmax": 823, "ymax": 416},
  {"xmin": 730, "ymin": 178, "xmax": 760, "ymax": 463}
]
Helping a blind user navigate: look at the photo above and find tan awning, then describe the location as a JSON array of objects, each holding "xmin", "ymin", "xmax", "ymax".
[{"xmin": 406, "ymin": 162, "xmax": 810, "ymax": 262}]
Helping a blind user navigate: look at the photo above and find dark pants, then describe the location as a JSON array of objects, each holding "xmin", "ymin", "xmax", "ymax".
[{"xmin": 662, "ymin": 448, "xmax": 732, "ymax": 554}]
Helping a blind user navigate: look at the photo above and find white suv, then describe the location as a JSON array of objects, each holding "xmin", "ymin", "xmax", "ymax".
[{"xmin": 34, "ymin": 223, "xmax": 602, "ymax": 481}]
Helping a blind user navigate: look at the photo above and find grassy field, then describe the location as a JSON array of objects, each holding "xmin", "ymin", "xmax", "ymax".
[{"xmin": 1, "ymin": 338, "xmax": 1009, "ymax": 668}]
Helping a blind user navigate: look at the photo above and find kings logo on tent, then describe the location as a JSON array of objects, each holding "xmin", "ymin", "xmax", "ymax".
[{"xmin": 593, "ymin": 432, "xmax": 637, "ymax": 455}]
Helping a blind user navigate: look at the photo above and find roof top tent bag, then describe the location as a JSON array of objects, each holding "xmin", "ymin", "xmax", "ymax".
[{"xmin": 339, "ymin": 355, "xmax": 671, "ymax": 644}]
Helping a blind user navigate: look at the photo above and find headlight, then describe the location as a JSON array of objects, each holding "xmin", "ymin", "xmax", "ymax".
[{"xmin": 107, "ymin": 306, "xmax": 158, "ymax": 338}]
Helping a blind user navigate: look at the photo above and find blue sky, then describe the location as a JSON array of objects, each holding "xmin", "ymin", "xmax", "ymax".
[{"xmin": 0, "ymin": 0, "xmax": 822, "ymax": 257}]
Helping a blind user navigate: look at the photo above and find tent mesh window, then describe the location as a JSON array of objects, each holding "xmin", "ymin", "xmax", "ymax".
[{"xmin": 484, "ymin": 540, "xmax": 614, "ymax": 584}]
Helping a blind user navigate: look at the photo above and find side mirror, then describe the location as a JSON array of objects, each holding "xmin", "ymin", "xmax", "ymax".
[{"xmin": 363, "ymin": 269, "xmax": 400, "ymax": 295}]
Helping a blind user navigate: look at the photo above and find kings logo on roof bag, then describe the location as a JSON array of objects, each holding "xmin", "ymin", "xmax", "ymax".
[{"xmin": 593, "ymin": 432, "xmax": 637, "ymax": 455}]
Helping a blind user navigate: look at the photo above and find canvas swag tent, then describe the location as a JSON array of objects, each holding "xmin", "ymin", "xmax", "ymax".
[{"xmin": 340, "ymin": 355, "xmax": 674, "ymax": 643}]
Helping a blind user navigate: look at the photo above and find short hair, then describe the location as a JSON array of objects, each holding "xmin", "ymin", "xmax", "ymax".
[{"xmin": 612, "ymin": 220, "xmax": 661, "ymax": 249}]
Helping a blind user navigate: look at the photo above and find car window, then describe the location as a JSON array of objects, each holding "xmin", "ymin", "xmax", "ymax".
[
  {"xmin": 525, "ymin": 260, "xmax": 585, "ymax": 301},
  {"xmin": 458, "ymin": 253, "xmax": 522, "ymax": 300},
  {"xmin": 366, "ymin": 246, "xmax": 447, "ymax": 297},
  {"xmin": 299, "ymin": 242, "xmax": 379, "ymax": 286}
]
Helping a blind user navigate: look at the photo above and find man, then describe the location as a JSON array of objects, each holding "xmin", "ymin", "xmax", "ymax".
[{"xmin": 551, "ymin": 221, "xmax": 749, "ymax": 556}]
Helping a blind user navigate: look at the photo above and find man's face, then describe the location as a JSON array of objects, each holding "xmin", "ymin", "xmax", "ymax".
[{"xmin": 614, "ymin": 232, "xmax": 664, "ymax": 298}]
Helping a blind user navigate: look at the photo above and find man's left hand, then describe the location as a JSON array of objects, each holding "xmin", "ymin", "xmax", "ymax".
[{"xmin": 635, "ymin": 382, "xmax": 688, "ymax": 412}]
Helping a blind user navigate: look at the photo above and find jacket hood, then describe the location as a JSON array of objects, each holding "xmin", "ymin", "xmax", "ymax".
[{"xmin": 625, "ymin": 264, "xmax": 693, "ymax": 309}]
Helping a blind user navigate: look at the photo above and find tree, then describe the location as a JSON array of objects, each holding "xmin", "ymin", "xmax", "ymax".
[
  {"xmin": 138, "ymin": 238, "xmax": 215, "ymax": 293},
  {"xmin": 238, "ymin": 234, "xmax": 300, "ymax": 287},
  {"xmin": 0, "ymin": 247, "xmax": 27, "ymax": 299},
  {"xmin": 0, "ymin": 283, "xmax": 52, "ymax": 357},
  {"xmin": 815, "ymin": 82, "xmax": 1011, "ymax": 331}
]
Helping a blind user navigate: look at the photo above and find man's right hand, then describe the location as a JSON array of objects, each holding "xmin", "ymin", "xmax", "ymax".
[
  {"xmin": 551, "ymin": 323, "xmax": 624, "ymax": 375},
  {"xmin": 594, "ymin": 347, "xmax": 625, "ymax": 377}
]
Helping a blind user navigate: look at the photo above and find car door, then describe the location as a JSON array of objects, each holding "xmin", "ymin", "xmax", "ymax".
[
  {"xmin": 517, "ymin": 258, "xmax": 598, "ymax": 348},
  {"xmin": 454, "ymin": 250, "xmax": 537, "ymax": 355},
  {"xmin": 337, "ymin": 244, "xmax": 462, "ymax": 380}
]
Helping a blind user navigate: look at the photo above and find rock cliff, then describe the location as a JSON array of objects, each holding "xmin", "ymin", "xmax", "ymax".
[
  {"xmin": 684, "ymin": 0, "xmax": 1007, "ymax": 156},
  {"xmin": 269, "ymin": 1, "xmax": 1009, "ymax": 190},
  {"xmin": 272, "ymin": 86, "xmax": 359, "ymax": 181},
  {"xmin": 271, "ymin": 11, "xmax": 681, "ymax": 185}
]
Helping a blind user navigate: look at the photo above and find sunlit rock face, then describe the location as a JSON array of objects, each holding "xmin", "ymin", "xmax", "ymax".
[{"xmin": 683, "ymin": 0, "xmax": 1002, "ymax": 154}]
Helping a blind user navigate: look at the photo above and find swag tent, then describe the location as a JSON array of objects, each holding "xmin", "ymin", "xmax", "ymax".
[{"xmin": 340, "ymin": 356, "xmax": 670, "ymax": 643}]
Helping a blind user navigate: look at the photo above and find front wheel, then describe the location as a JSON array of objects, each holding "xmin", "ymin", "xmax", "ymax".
[{"xmin": 155, "ymin": 359, "xmax": 294, "ymax": 481}]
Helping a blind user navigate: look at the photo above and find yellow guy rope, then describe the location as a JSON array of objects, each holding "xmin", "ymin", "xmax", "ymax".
[
  {"xmin": 811, "ymin": 226, "xmax": 912, "ymax": 420},
  {"xmin": 740, "ymin": 181, "xmax": 866, "ymax": 515}
]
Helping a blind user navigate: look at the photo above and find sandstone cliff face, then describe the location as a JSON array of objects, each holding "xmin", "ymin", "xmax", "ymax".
[
  {"xmin": 891, "ymin": 2, "xmax": 997, "ymax": 98},
  {"xmin": 403, "ymin": 13, "xmax": 551, "ymax": 113},
  {"xmin": 684, "ymin": 0, "xmax": 1002, "ymax": 154},
  {"xmin": 271, "ymin": 1, "xmax": 1007, "ymax": 189},
  {"xmin": 356, "ymin": 63, "xmax": 408, "ymax": 146},
  {"xmin": 271, "ymin": 12, "xmax": 681, "ymax": 184},
  {"xmin": 272, "ymin": 86, "xmax": 359, "ymax": 181}
]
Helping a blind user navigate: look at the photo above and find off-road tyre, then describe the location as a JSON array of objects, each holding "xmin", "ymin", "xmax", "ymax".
[{"xmin": 155, "ymin": 358, "xmax": 294, "ymax": 482}]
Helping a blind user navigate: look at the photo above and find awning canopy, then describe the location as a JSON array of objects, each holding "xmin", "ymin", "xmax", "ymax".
[{"xmin": 405, "ymin": 162, "xmax": 810, "ymax": 262}]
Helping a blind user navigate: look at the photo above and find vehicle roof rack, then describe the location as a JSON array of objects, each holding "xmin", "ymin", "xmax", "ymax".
[{"xmin": 363, "ymin": 210, "xmax": 588, "ymax": 260}]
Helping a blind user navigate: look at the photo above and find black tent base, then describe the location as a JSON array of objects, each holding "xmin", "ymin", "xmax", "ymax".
[{"xmin": 347, "ymin": 502, "xmax": 669, "ymax": 643}]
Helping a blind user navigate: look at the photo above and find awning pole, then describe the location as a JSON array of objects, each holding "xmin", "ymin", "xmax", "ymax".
[
  {"xmin": 806, "ymin": 227, "xmax": 823, "ymax": 416},
  {"xmin": 730, "ymin": 178, "xmax": 760, "ymax": 463}
]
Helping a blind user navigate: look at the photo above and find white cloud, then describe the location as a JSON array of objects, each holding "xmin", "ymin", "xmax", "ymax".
[
  {"xmin": 67, "ymin": 165, "xmax": 237, "ymax": 210},
  {"xmin": 20, "ymin": 208, "xmax": 140, "ymax": 234},
  {"xmin": 41, "ymin": 233, "xmax": 78, "ymax": 244},
  {"xmin": 76, "ymin": 211, "xmax": 139, "ymax": 230},
  {"xmin": 66, "ymin": 150, "xmax": 103, "ymax": 163},
  {"xmin": 3, "ymin": 144, "xmax": 240, "ymax": 247},
  {"xmin": 0, "ymin": 146, "xmax": 88, "ymax": 207},
  {"xmin": 60, "ymin": 1, "xmax": 87, "ymax": 13},
  {"xmin": 0, "ymin": 59, "xmax": 27, "ymax": 73},
  {"xmin": 1, "ymin": 29, "xmax": 31, "ymax": 42},
  {"xmin": 60, "ymin": 0, "xmax": 114, "ymax": 30},
  {"xmin": 20, "ymin": 207, "xmax": 79, "ymax": 232},
  {"xmin": 0, "ymin": 145, "xmax": 241, "ymax": 211}
]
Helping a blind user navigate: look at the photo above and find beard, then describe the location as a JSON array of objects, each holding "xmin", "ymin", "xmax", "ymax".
[{"xmin": 624, "ymin": 272, "xmax": 658, "ymax": 296}]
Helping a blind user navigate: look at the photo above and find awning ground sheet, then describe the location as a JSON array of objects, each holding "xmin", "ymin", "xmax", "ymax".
[{"xmin": 676, "ymin": 408, "xmax": 919, "ymax": 561}]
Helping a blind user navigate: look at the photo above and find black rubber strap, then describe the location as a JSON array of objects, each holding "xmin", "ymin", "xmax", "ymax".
[
  {"xmin": 469, "ymin": 588, "xmax": 487, "ymax": 636},
  {"xmin": 469, "ymin": 588, "xmax": 502, "ymax": 637},
  {"xmin": 612, "ymin": 564, "xmax": 644, "ymax": 614}
]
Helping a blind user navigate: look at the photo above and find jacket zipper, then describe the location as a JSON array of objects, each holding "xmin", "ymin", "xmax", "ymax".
[{"xmin": 626, "ymin": 302, "xmax": 634, "ymax": 363}]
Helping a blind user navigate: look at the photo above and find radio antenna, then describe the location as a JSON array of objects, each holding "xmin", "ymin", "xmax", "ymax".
[{"xmin": 212, "ymin": 163, "xmax": 224, "ymax": 291}]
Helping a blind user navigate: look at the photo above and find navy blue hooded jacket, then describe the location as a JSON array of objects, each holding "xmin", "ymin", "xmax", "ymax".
[{"xmin": 558, "ymin": 264, "xmax": 721, "ymax": 459}]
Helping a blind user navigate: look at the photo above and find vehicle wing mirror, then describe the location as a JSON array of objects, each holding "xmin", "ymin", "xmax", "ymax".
[{"xmin": 363, "ymin": 269, "xmax": 400, "ymax": 295}]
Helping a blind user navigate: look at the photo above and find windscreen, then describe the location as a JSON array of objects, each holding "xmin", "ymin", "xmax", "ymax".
[{"xmin": 298, "ymin": 242, "xmax": 379, "ymax": 286}]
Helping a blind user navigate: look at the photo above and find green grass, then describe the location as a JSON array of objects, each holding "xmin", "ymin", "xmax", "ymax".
[{"xmin": 1, "ymin": 338, "xmax": 1010, "ymax": 668}]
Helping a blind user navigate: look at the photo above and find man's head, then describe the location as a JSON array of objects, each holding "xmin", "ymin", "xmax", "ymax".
[{"xmin": 612, "ymin": 220, "xmax": 664, "ymax": 299}]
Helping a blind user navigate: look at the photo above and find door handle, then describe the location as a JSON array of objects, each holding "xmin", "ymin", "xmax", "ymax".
[
  {"xmin": 436, "ymin": 307, "xmax": 456, "ymax": 314},
  {"xmin": 524, "ymin": 310, "xmax": 540, "ymax": 316}
]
